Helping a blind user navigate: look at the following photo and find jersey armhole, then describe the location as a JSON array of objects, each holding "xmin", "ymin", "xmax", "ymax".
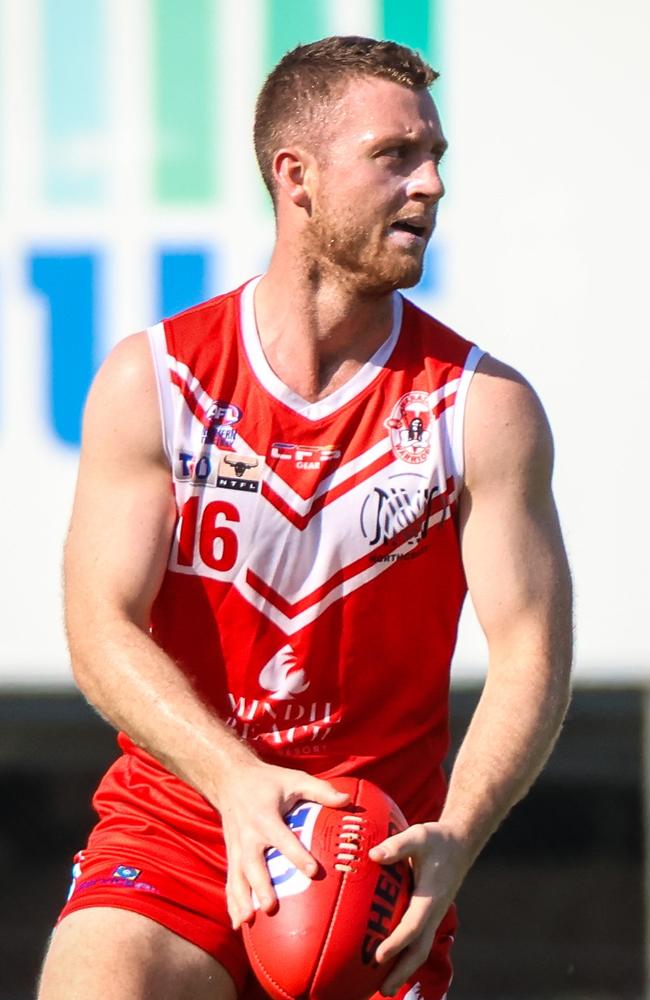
[
  {"xmin": 146, "ymin": 322, "xmax": 174, "ymax": 467},
  {"xmin": 451, "ymin": 345, "xmax": 485, "ymax": 489}
]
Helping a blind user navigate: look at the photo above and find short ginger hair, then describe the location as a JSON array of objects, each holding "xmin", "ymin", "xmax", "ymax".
[{"xmin": 254, "ymin": 35, "xmax": 439, "ymax": 204}]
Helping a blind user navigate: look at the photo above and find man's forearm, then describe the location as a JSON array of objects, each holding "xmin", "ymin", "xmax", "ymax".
[
  {"xmin": 438, "ymin": 653, "xmax": 571, "ymax": 866},
  {"xmin": 69, "ymin": 615, "xmax": 257, "ymax": 807}
]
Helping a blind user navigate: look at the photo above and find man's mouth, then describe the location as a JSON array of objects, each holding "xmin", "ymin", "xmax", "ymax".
[{"xmin": 388, "ymin": 217, "xmax": 432, "ymax": 242}]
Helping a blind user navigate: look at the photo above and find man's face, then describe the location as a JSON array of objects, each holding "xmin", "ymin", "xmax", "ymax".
[{"xmin": 305, "ymin": 76, "xmax": 447, "ymax": 295}]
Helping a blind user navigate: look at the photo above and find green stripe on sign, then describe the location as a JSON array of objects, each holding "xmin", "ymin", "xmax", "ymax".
[
  {"xmin": 264, "ymin": 0, "xmax": 327, "ymax": 75},
  {"xmin": 43, "ymin": 0, "xmax": 107, "ymax": 203},
  {"xmin": 380, "ymin": 0, "xmax": 444, "ymax": 109},
  {"xmin": 380, "ymin": 0, "xmax": 439, "ymax": 64},
  {"xmin": 153, "ymin": 0, "xmax": 216, "ymax": 202}
]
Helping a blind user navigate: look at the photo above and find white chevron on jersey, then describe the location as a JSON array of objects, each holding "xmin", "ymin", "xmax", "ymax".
[
  {"xmin": 168, "ymin": 461, "xmax": 457, "ymax": 635},
  {"xmin": 167, "ymin": 359, "xmax": 462, "ymax": 516},
  {"xmin": 236, "ymin": 497, "xmax": 457, "ymax": 635},
  {"xmin": 150, "ymin": 286, "xmax": 482, "ymax": 640}
]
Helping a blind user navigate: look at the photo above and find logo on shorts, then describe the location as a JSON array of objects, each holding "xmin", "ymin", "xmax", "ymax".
[
  {"xmin": 113, "ymin": 866, "xmax": 141, "ymax": 880},
  {"xmin": 203, "ymin": 400, "xmax": 243, "ymax": 447},
  {"xmin": 66, "ymin": 859, "xmax": 83, "ymax": 900},
  {"xmin": 384, "ymin": 391, "xmax": 433, "ymax": 464}
]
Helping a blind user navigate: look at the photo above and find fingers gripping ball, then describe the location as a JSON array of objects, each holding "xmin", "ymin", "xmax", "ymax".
[{"xmin": 243, "ymin": 777, "xmax": 413, "ymax": 1000}]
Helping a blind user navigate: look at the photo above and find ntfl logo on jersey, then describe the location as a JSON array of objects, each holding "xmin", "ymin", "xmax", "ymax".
[
  {"xmin": 384, "ymin": 391, "xmax": 433, "ymax": 464},
  {"xmin": 256, "ymin": 803, "xmax": 322, "ymax": 904}
]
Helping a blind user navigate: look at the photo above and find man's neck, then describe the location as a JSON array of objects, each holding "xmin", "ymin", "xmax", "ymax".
[{"xmin": 254, "ymin": 248, "xmax": 396, "ymax": 404}]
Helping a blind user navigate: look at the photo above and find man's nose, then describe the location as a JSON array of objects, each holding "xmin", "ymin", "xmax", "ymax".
[{"xmin": 406, "ymin": 160, "xmax": 445, "ymax": 201}]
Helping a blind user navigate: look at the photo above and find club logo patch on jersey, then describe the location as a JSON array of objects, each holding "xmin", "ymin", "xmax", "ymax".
[
  {"xmin": 384, "ymin": 391, "xmax": 433, "ymax": 464},
  {"xmin": 270, "ymin": 442, "xmax": 341, "ymax": 470},
  {"xmin": 254, "ymin": 802, "xmax": 322, "ymax": 906},
  {"xmin": 216, "ymin": 452, "xmax": 262, "ymax": 492},
  {"xmin": 259, "ymin": 644, "xmax": 309, "ymax": 700},
  {"xmin": 360, "ymin": 473, "xmax": 439, "ymax": 557},
  {"xmin": 202, "ymin": 399, "xmax": 242, "ymax": 447}
]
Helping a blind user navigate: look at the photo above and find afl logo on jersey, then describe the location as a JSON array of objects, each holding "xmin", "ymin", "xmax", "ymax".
[
  {"xmin": 203, "ymin": 400, "xmax": 243, "ymax": 447},
  {"xmin": 384, "ymin": 391, "xmax": 433, "ymax": 465}
]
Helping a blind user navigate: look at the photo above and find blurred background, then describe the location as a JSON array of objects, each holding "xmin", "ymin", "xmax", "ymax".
[{"xmin": 0, "ymin": 0, "xmax": 648, "ymax": 997}]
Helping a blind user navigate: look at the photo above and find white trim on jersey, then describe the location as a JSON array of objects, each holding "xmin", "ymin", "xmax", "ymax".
[
  {"xmin": 450, "ymin": 343, "xmax": 485, "ymax": 488},
  {"xmin": 147, "ymin": 322, "xmax": 174, "ymax": 466},
  {"xmin": 169, "ymin": 487, "xmax": 457, "ymax": 636},
  {"xmin": 165, "ymin": 363, "xmax": 463, "ymax": 516},
  {"xmin": 239, "ymin": 275, "xmax": 404, "ymax": 420}
]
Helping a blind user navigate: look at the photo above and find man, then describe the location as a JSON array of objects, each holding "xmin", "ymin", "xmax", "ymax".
[{"xmin": 38, "ymin": 36, "xmax": 572, "ymax": 1000}]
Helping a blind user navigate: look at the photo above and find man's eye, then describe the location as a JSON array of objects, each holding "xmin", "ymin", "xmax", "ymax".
[{"xmin": 380, "ymin": 146, "xmax": 406, "ymax": 159}]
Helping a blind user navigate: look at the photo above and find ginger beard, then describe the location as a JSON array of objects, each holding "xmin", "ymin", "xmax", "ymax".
[{"xmin": 304, "ymin": 167, "xmax": 433, "ymax": 297}]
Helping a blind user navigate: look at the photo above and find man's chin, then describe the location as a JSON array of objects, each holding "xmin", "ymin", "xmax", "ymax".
[
  {"xmin": 366, "ymin": 259, "xmax": 425, "ymax": 295},
  {"xmin": 395, "ymin": 262, "xmax": 425, "ymax": 290}
]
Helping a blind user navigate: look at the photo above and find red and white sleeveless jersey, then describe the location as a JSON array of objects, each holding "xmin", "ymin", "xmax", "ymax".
[{"xmin": 130, "ymin": 277, "xmax": 483, "ymax": 820}]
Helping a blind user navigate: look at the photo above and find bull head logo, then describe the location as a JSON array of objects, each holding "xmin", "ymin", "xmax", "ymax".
[{"xmin": 224, "ymin": 455, "xmax": 259, "ymax": 478}]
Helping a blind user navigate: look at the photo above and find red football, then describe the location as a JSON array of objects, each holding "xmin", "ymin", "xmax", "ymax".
[{"xmin": 243, "ymin": 776, "xmax": 412, "ymax": 1000}]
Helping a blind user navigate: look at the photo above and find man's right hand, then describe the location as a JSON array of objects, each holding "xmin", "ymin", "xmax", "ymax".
[{"xmin": 215, "ymin": 759, "xmax": 350, "ymax": 928}]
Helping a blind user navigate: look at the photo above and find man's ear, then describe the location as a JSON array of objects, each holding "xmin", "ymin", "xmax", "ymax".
[{"xmin": 273, "ymin": 147, "xmax": 315, "ymax": 209}]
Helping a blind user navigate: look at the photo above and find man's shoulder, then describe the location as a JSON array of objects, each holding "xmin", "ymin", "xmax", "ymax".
[
  {"xmin": 400, "ymin": 294, "xmax": 477, "ymax": 369},
  {"xmin": 464, "ymin": 355, "xmax": 554, "ymax": 492}
]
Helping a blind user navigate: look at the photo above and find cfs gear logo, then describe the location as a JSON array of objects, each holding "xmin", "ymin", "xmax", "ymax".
[
  {"xmin": 384, "ymin": 391, "xmax": 433, "ymax": 464},
  {"xmin": 255, "ymin": 802, "xmax": 322, "ymax": 906},
  {"xmin": 270, "ymin": 442, "xmax": 341, "ymax": 470},
  {"xmin": 202, "ymin": 400, "xmax": 243, "ymax": 447},
  {"xmin": 259, "ymin": 645, "xmax": 309, "ymax": 700}
]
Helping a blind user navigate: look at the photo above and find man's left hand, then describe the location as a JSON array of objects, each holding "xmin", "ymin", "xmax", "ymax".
[{"xmin": 368, "ymin": 822, "xmax": 469, "ymax": 997}]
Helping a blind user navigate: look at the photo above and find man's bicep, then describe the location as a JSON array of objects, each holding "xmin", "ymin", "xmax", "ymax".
[
  {"xmin": 461, "ymin": 480, "xmax": 571, "ymax": 657},
  {"xmin": 460, "ymin": 359, "xmax": 572, "ymax": 661},
  {"xmin": 65, "ymin": 333, "xmax": 176, "ymax": 634}
]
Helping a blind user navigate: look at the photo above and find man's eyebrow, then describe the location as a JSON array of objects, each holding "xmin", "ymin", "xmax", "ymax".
[{"xmin": 368, "ymin": 132, "xmax": 449, "ymax": 154}]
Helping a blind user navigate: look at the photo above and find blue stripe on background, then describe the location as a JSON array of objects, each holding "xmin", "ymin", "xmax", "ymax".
[
  {"xmin": 30, "ymin": 253, "xmax": 99, "ymax": 446},
  {"xmin": 417, "ymin": 243, "xmax": 442, "ymax": 297},
  {"xmin": 158, "ymin": 249, "xmax": 212, "ymax": 319},
  {"xmin": 43, "ymin": 0, "xmax": 107, "ymax": 202}
]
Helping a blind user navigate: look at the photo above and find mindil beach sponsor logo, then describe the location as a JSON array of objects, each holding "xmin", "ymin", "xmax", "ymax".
[
  {"xmin": 384, "ymin": 391, "xmax": 433, "ymax": 464},
  {"xmin": 259, "ymin": 644, "xmax": 309, "ymax": 700},
  {"xmin": 225, "ymin": 645, "xmax": 337, "ymax": 751}
]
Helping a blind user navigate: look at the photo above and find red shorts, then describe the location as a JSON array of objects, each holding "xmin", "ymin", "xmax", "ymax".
[{"xmin": 58, "ymin": 750, "xmax": 456, "ymax": 999}]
